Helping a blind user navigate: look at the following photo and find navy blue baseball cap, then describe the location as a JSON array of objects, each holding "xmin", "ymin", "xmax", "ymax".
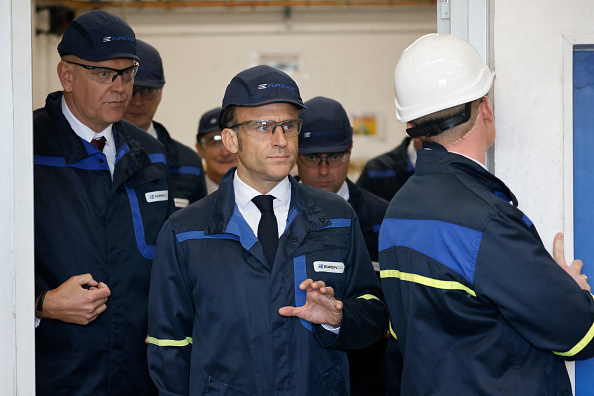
[
  {"xmin": 298, "ymin": 96, "xmax": 353, "ymax": 154},
  {"xmin": 221, "ymin": 65, "xmax": 305, "ymax": 110},
  {"xmin": 57, "ymin": 10, "xmax": 139, "ymax": 62},
  {"xmin": 134, "ymin": 39, "xmax": 165, "ymax": 88},
  {"xmin": 198, "ymin": 107, "xmax": 222, "ymax": 138}
]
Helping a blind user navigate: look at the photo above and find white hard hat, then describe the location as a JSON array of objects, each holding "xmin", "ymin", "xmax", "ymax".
[{"xmin": 394, "ymin": 33, "xmax": 495, "ymax": 123}]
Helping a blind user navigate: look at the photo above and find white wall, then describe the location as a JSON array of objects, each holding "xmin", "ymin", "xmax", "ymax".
[
  {"xmin": 0, "ymin": 0, "xmax": 35, "ymax": 394},
  {"xmin": 32, "ymin": 6, "xmax": 436, "ymax": 175},
  {"xmin": 492, "ymin": 1, "xmax": 591, "ymax": 255}
]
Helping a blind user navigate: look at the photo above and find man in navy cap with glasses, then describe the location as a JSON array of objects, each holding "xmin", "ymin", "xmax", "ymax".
[
  {"xmin": 195, "ymin": 107, "xmax": 237, "ymax": 194},
  {"xmin": 33, "ymin": 10, "xmax": 172, "ymax": 395},
  {"xmin": 297, "ymin": 96, "xmax": 390, "ymax": 396},
  {"xmin": 147, "ymin": 65, "xmax": 388, "ymax": 395},
  {"xmin": 124, "ymin": 39, "xmax": 207, "ymax": 209}
]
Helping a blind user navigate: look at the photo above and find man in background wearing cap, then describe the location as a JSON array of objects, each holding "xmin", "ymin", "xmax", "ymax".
[
  {"xmin": 195, "ymin": 107, "xmax": 237, "ymax": 194},
  {"xmin": 297, "ymin": 96, "xmax": 389, "ymax": 396},
  {"xmin": 147, "ymin": 65, "xmax": 387, "ymax": 395},
  {"xmin": 356, "ymin": 136, "xmax": 421, "ymax": 202},
  {"xmin": 124, "ymin": 39, "xmax": 206, "ymax": 210},
  {"xmin": 380, "ymin": 33, "xmax": 594, "ymax": 394},
  {"xmin": 33, "ymin": 10, "xmax": 172, "ymax": 395}
]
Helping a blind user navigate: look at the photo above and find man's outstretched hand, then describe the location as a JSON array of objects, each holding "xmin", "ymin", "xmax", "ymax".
[{"xmin": 279, "ymin": 279, "xmax": 343, "ymax": 327}]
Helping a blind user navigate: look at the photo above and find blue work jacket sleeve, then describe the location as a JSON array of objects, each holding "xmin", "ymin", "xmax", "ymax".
[
  {"xmin": 314, "ymin": 214, "xmax": 389, "ymax": 350},
  {"xmin": 475, "ymin": 211, "xmax": 594, "ymax": 361},
  {"xmin": 147, "ymin": 220, "xmax": 193, "ymax": 395}
]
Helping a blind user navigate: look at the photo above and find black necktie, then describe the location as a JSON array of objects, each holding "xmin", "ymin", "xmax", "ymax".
[
  {"xmin": 91, "ymin": 136, "xmax": 107, "ymax": 151},
  {"xmin": 252, "ymin": 195, "xmax": 278, "ymax": 266}
]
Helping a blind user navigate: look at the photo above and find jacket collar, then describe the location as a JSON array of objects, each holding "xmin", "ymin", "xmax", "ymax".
[
  {"xmin": 417, "ymin": 141, "xmax": 518, "ymax": 207},
  {"xmin": 45, "ymin": 91, "xmax": 133, "ymax": 165},
  {"xmin": 205, "ymin": 168, "xmax": 329, "ymax": 236},
  {"xmin": 153, "ymin": 121, "xmax": 181, "ymax": 166}
]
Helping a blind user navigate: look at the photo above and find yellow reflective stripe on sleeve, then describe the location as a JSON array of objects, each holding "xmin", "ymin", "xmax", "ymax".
[
  {"xmin": 147, "ymin": 336, "xmax": 193, "ymax": 347},
  {"xmin": 554, "ymin": 293, "xmax": 594, "ymax": 357},
  {"xmin": 380, "ymin": 269, "xmax": 476, "ymax": 297},
  {"xmin": 389, "ymin": 321, "xmax": 397, "ymax": 339},
  {"xmin": 357, "ymin": 294, "xmax": 380, "ymax": 301}
]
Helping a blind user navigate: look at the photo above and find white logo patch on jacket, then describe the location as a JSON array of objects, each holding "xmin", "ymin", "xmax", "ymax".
[
  {"xmin": 146, "ymin": 190, "xmax": 168, "ymax": 203},
  {"xmin": 313, "ymin": 261, "xmax": 345, "ymax": 274}
]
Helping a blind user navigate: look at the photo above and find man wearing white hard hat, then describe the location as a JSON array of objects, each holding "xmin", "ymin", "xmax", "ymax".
[{"xmin": 379, "ymin": 33, "xmax": 594, "ymax": 395}]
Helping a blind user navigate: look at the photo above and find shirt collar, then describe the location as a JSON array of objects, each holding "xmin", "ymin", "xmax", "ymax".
[
  {"xmin": 146, "ymin": 122, "xmax": 158, "ymax": 140},
  {"xmin": 62, "ymin": 96, "xmax": 114, "ymax": 148},
  {"xmin": 448, "ymin": 150, "xmax": 489, "ymax": 170},
  {"xmin": 233, "ymin": 170, "xmax": 291, "ymax": 211},
  {"xmin": 336, "ymin": 180, "xmax": 350, "ymax": 201}
]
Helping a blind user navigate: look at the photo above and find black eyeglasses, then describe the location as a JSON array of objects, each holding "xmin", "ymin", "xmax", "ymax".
[
  {"xmin": 132, "ymin": 86, "xmax": 161, "ymax": 100},
  {"xmin": 299, "ymin": 152, "xmax": 350, "ymax": 168},
  {"xmin": 65, "ymin": 61, "xmax": 139, "ymax": 84},
  {"xmin": 229, "ymin": 119, "xmax": 302, "ymax": 140}
]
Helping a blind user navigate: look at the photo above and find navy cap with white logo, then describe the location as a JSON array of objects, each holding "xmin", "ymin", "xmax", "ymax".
[
  {"xmin": 57, "ymin": 10, "xmax": 139, "ymax": 62},
  {"xmin": 298, "ymin": 96, "xmax": 353, "ymax": 154},
  {"xmin": 197, "ymin": 107, "xmax": 222, "ymax": 139},
  {"xmin": 221, "ymin": 65, "xmax": 305, "ymax": 111},
  {"xmin": 134, "ymin": 39, "xmax": 165, "ymax": 88}
]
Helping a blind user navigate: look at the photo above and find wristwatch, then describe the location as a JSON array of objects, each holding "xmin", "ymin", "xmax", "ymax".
[{"xmin": 35, "ymin": 290, "xmax": 48, "ymax": 319}]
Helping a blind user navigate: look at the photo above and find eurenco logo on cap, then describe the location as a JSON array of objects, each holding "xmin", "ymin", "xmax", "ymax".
[
  {"xmin": 313, "ymin": 261, "xmax": 345, "ymax": 274},
  {"xmin": 258, "ymin": 83, "xmax": 296, "ymax": 92},
  {"xmin": 103, "ymin": 36, "xmax": 135, "ymax": 42}
]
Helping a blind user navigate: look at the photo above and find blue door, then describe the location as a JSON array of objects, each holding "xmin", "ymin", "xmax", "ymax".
[{"xmin": 573, "ymin": 46, "xmax": 594, "ymax": 395}]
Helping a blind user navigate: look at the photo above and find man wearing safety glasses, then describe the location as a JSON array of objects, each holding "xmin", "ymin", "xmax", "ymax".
[
  {"xmin": 124, "ymin": 39, "xmax": 207, "ymax": 209},
  {"xmin": 195, "ymin": 107, "xmax": 237, "ymax": 194},
  {"xmin": 296, "ymin": 96, "xmax": 390, "ymax": 395},
  {"xmin": 147, "ymin": 65, "xmax": 388, "ymax": 395},
  {"xmin": 33, "ymin": 10, "xmax": 172, "ymax": 395}
]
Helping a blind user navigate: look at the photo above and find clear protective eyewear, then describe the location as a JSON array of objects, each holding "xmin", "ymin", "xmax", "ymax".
[
  {"xmin": 132, "ymin": 86, "xmax": 161, "ymax": 100},
  {"xmin": 299, "ymin": 152, "xmax": 350, "ymax": 168},
  {"xmin": 65, "ymin": 61, "xmax": 139, "ymax": 84},
  {"xmin": 200, "ymin": 134, "xmax": 224, "ymax": 149},
  {"xmin": 229, "ymin": 119, "xmax": 302, "ymax": 140}
]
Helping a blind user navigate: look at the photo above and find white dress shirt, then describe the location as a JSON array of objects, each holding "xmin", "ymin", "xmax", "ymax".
[
  {"xmin": 62, "ymin": 97, "xmax": 116, "ymax": 178},
  {"xmin": 335, "ymin": 180, "xmax": 350, "ymax": 202},
  {"xmin": 233, "ymin": 171, "xmax": 291, "ymax": 238},
  {"xmin": 146, "ymin": 122, "xmax": 158, "ymax": 139}
]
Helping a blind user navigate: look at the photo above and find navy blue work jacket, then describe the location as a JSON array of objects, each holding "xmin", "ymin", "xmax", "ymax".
[
  {"xmin": 346, "ymin": 178, "xmax": 389, "ymax": 263},
  {"xmin": 34, "ymin": 91, "xmax": 173, "ymax": 395},
  {"xmin": 153, "ymin": 121, "xmax": 207, "ymax": 210},
  {"xmin": 356, "ymin": 137, "xmax": 414, "ymax": 202},
  {"xmin": 380, "ymin": 142, "xmax": 594, "ymax": 395},
  {"xmin": 147, "ymin": 170, "xmax": 388, "ymax": 395},
  {"xmin": 345, "ymin": 179, "xmax": 389, "ymax": 396}
]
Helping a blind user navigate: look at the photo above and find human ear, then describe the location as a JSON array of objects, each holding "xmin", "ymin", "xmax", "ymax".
[
  {"xmin": 57, "ymin": 61, "xmax": 74, "ymax": 93},
  {"xmin": 481, "ymin": 96, "xmax": 494, "ymax": 123},
  {"xmin": 222, "ymin": 128, "xmax": 239, "ymax": 154}
]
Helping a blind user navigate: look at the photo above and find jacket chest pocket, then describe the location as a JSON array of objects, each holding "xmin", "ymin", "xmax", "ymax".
[{"xmin": 124, "ymin": 167, "xmax": 170, "ymax": 259}]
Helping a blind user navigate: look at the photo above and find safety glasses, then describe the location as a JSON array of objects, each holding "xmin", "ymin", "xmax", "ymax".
[{"xmin": 65, "ymin": 61, "xmax": 139, "ymax": 84}]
